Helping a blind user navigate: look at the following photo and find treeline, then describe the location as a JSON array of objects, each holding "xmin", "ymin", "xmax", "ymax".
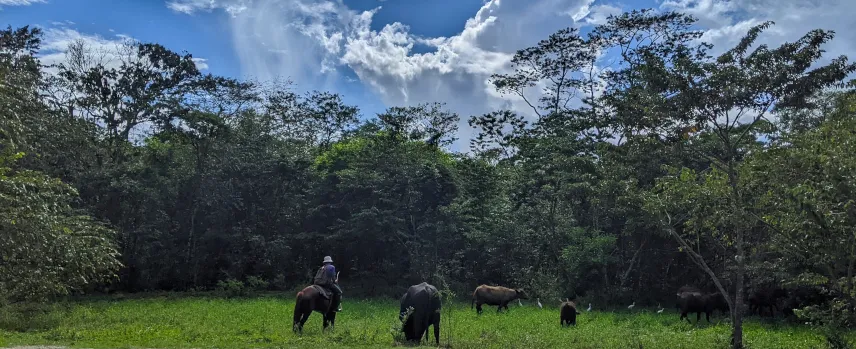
[{"xmin": 3, "ymin": 9, "xmax": 856, "ymax": 347}]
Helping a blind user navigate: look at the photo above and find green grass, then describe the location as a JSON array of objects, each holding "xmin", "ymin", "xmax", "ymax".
[{"xmin": 0, "ymin": 294, "xmax": 848, "ymax": 349}]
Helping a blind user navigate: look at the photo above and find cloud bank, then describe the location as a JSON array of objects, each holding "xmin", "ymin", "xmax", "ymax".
[{"xmin": 166, "ymin": 0, "xmax": 856, "ymax": 151}]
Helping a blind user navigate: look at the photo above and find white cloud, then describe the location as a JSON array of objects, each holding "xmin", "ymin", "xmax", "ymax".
[
  {"xmin": 168, "ymin": 0, "xmax": 595, "ymax": 150},
  {"xmin": 39, "ymin": 27, "xmax": 210, "ymax": 72},
  {"xmin": 167, "ymin": 0, "xmax": 248, "ymax": 16},
  {"xmin": 191, "ymin": 57, "xmax": 209, "ymax": 70},
  {"xmin": 39, "ymin": 28, "xmax": 133, "ymax": 70},
  {"xmin": 166, "ymin": 0, "xmax": 856, "ymax": 151},
  {"xmin": 582, "ymin": 4, "xmax": 623, "ymax": 26},
  {"xmin": 661, "ymin": 0, "xmax": 856, "ymax": 60},
  {"xmin": 0, "ymin": 0, "xmax": 45, "ymax": 6}
]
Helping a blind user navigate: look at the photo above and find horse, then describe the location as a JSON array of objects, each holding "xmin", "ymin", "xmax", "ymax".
[{"xmin": 292, "ymin": 285, "xmax": 338, "ymax": 334}]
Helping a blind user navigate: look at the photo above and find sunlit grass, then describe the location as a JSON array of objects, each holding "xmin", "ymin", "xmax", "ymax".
[{"xmin": 0, "ymin": 294, "xmax": 847, "ymax": 348}]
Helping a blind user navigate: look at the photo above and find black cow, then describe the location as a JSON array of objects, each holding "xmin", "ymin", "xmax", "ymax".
[
  {"xmin": 748, "ymin": 287, "xmax": 788, "ymax": 317},
  {"xmin": 677, "ymin": 286, "xmax": 729, "ymax": 323},
  {"xmin": 560, "ymin": 299, "xmax": 580, "ymax": 327},
  {"xmin": 399, "ymin": 282, "xmax": 441, "ymax": 345}
]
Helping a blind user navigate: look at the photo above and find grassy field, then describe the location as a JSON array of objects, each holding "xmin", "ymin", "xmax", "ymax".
[{"xmin": 0, "ymin": 293, "xmax": 848, "ymax": 349}]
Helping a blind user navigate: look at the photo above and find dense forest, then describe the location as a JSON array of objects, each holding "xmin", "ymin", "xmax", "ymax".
[{"xmin": 3, "ymin": 9, "xmax": 856, "ymax": 347}]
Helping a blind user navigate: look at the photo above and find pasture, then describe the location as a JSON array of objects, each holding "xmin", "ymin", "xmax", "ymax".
[{"xmin": 0, "ymin": 293, "xmax": 846, "ymax": 349}]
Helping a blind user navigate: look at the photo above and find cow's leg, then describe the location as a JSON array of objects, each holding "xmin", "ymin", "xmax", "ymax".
[
  {"xmin": 497, "ymin": 303, "xmax": 503, "ymax": 313},
  {"xmin": 680, "ymin": 311, "xmax": 687, "ymax": 323},
  {"xmin": 696, "ymin": 311, "xmax": 701, "ymax": 323},
  {"xmin": 706, "ymin": 311, "xmax": 711, "ymax": 323},
  {"xmin": 433, "ymin": 312, "xmax": 441, "ymax": 345},
  {"xmin": 476, "ymin": 303, "xmax": 483, "ymax": 315}
]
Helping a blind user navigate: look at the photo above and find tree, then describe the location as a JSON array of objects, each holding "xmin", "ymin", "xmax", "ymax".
[
  {"xmin": 0, "ymin": 25, "xmax": 42, "ymax": 150},
  {"xmin": 0, "ymin": 152, "xmax": 121, "ymax": 302},
  {"xmin": 622, "ymin": 15, "xmax": 855, "ymax": 347},
  {"xmin": 746, "ymin": 96, "xmax": 856, "ymax": 329}
]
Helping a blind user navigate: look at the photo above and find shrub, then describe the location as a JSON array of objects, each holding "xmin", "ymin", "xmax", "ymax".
[
  {"xmin": 246, "ymin": 276, "xmax": 269, "ymax": 291},
  {"xmin": 216, "ymin": 279, "xmax": 246, "ymax": 298}
]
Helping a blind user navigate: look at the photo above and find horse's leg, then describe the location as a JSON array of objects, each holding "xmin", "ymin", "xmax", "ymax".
[{"xmin": 299, "ymin": 312, "xmax": 311, "ymax": 334}]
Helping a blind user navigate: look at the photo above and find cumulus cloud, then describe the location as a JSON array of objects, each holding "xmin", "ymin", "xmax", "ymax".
[
  {"xmin": 166, "ymin": 0, "xmax": 856, "ymax": 151},
  {"xmin": 168, "ymin": 0, "xmax": 596, "ymax": 150}
]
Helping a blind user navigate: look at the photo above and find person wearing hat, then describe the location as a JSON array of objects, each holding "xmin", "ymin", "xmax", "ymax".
[{"xmin": 313, "ymin": 256, "xmax": 343, "ymax": 312}]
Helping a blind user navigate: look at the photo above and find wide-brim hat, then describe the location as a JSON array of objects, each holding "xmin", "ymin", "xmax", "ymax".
[{"xmin": 323, "ymin": 256, "xmax": 333, "ymax": 263}]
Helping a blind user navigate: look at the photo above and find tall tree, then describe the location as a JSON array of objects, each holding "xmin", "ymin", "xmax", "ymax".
[{"xmin": 624, "ymin": 16, "xmax": 855, "ymax": 347}]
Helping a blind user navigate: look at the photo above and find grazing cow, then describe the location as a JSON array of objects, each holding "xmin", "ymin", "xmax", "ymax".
[
  {"xmin": 471, "ymin": 285, "xmax": 529, "ymax": 314},
  {"xmin": 748, "ymin": 287, "xmax": 788, "ymax": 317},
  {"xmin": 560, "ymin": 299, "xmax": 580, "ymax": 327},
  {"xmin": 677, "ymin": 286, "xmax": 729, "ymax": 323},
  {"xmin": 399, "ymin": 282, "xmax": 442, "ymax": 345}
]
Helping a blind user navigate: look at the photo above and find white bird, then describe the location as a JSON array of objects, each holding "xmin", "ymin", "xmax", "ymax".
[
  {"xmin": 518, "ymin": 299, "xmax": 523, "ymax": 307},
  {"xmin": 587, "ymin": 303, "xmax": 592, "ymax": 312},
  {"xmin": 627, "ymin": 301, "xmax": 635, "ymax": 310},
  {"xmin": 657, "ymin": 303, "xmax": 665, "ymax": 314},
  {"xmin": 536, "ymin": 298, "xmax": 543, "ymax": 309}
]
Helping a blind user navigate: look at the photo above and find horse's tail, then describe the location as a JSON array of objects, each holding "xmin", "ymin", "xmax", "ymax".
[{"xmin": 293, "ymin": 290, "xmax": 305, "ymax": 324}]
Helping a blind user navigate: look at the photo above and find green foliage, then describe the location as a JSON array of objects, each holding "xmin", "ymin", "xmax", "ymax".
[
  {"xmin": 245, "ymin": 276, "xmax": 270, "ymax": 291},
  {"xmin": 0, "ymin": 153, "xmax": 121, "ymax": 302},
  {"xmin": 746, "ymin": 100, "xmax": 856, "ymax": 329},
  {"xmin": 215, "ymin": 279, "xmax": 246, "ymax": 298}
]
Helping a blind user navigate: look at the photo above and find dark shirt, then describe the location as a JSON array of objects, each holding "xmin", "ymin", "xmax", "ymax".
[{"xmin": 324, "ymin": 264, "xmax": 336, "ymax": 282}]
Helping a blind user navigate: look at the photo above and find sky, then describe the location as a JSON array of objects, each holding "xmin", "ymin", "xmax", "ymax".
[{"xmin": 4, "ymin": 0, "xmax": 856, "ymax": 151}]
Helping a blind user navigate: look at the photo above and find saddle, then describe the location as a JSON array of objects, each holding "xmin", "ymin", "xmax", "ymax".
[{"xmin": 312, "ymin": 285, "xmax": 332, "ymax": 299}]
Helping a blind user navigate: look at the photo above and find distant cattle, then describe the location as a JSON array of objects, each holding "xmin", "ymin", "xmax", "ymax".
[
  {"xmin": 748, "ymin": 287, "xmax": 788, "ymax": 317},
  {"xmin": 782, "ymin": 286, "xmax": 832, "ymax": 318},
  {"xmin": 471, "ymin": 285, "xmax": 529, "ymax": 314},
  {"xmin": 676, "ymin": 286, "xmax": 729, "ymax": 323},
  {"xmin": 399, "ymin": 282, "xmax": 441, "ymax": 345},
  {"xmin": 560, "ymin": 299, "xmax": 580, "ymax": 327}
]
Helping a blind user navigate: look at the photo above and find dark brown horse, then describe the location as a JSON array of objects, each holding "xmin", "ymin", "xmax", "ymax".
[{"xmin": 292, "ymin": 285, "xmax": 338, "ymax": 334}]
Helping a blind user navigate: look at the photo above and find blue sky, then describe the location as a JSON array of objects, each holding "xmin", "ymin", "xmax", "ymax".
[{"xmin": 4, "ymin": 0, "xmax": 855, "ymax": 150}]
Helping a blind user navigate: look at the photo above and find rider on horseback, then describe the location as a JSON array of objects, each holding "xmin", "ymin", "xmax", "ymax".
[{"xmin": 313, "ymin": 256, "xmax": 342, "ymax": 312}]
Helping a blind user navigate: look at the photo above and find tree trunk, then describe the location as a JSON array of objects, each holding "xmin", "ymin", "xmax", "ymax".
[
  {"xmin": 732, "ymin": 227, "xmax": 745, "ymax": 349},
  {"xmin": 728, "ymin": 163, "xmax": 745, "ymax": 349}
]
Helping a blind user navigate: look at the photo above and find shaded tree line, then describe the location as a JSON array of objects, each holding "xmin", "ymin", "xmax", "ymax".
[{"xmin": 3, "ymin": 9, "xmax": 856, "ymax": 348}]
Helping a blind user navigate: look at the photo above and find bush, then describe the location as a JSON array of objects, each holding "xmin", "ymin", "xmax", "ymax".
[
  {"xmin": 216, "ymin": 279, "xmax": 246, "ymax": 298},
  {"xmin": 246, "ymin": 276, "xmax": 269, "ymax": 291},
  {"xmin": 271, "ymin": 274, "xmax": 288, "ymax": 291}
]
